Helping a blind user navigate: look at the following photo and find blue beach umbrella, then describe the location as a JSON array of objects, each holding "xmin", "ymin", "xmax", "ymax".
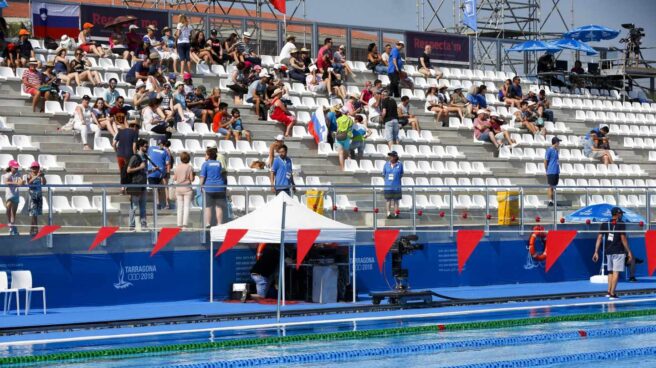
[
  {"xmin": 548, "ymin": 38, "xmax": 598, "ymax": 56},
  {"xmin": 564, "ymin": 25, "xmax": 619, "ymax": 42},
  {"xmin": 565, "ymin": 203, "xmax": 645, "ymax": 224},
  {"xmin": 506, "ymin": 40, "xmax": 561, "ymax": 53}
]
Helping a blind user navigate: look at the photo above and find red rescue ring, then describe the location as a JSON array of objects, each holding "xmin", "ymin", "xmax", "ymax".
[{"xmin": 529, "ymin": 225, "xmax": 547, "ymax": 261}]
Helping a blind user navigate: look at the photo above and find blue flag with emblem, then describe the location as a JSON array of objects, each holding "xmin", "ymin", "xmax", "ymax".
[{"xmin": 462, "ymin": 0, "xmax": 477, "ymax": 32}]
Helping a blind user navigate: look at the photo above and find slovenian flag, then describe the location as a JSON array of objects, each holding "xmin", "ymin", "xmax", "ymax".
[
  {"xmin": 32, "ymin": 2, "xmax": 80, "ymax": 39},
  {"xmin": 307, "ymin": 107, "xmax": 327, "ymax": 144}
]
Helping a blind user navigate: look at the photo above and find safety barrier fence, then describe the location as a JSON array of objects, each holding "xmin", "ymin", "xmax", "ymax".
[{"xmin": 1, "ymin": 308, "xmax": 656, "ymax": 366}]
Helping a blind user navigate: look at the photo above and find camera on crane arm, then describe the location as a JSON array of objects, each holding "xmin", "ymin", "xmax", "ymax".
[
  {"xmin": 391, "ymin": 235, "xmax": 424, "ymax": 291},
  {"xmin": 620, "ymin": 23, "xmax": 645, "ymax": 46}
]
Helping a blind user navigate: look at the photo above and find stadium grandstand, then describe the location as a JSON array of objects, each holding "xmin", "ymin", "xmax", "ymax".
[{"xmin": 0, "ymin": 0, "xmax": 655, "ymax": 366}]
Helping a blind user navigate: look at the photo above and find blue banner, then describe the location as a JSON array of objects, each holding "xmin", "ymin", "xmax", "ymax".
[{"xmin": 462, "ymin": 0, "xmax": 477, "ymax": 32}]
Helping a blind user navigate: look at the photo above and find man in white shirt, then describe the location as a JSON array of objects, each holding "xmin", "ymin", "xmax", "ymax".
[
  {"xmin": 368, "ymin": 89, "xmax": 382, "ymax": 124},
  {"xmin": 278, "ymin": 35, "xmax": 296, "ymax": 64}
]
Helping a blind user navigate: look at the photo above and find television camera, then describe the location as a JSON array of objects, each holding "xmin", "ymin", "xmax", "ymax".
[{"xmin": 620, "ymin": 23, "xmax": 646, "ymax": 66}]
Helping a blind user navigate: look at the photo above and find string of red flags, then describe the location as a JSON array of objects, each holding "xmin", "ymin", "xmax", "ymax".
[
  {"xmin": 150, "ymin": 228, "xmax": 182, "ymax": 257},
  {"xmin": 31, "ymin": 225, "xmax": 61, "ymax": 241},
  {"xmin": 215, "ymin": 229, "xmax": 249, "ymax": 256},
  {"xmin": 646, "ymin": 230, "xmax": 656, "ymax": 276},
  {"xmin": 374, "ymin": 229, "xmax": 400, "ymax": 272},
  {"xmin": 296, "ymin": 229, "xmax": 321, "ymax": 270},
  {"xmin": 456, "ymin": 230, "xmax": 484, "ymax": 273},
  {"xmin": 545, "ymin": 230, "xmax": 578, "ymax": 272},
  {"xmin": 88, "ymin": 226, "xmax": 119, "ymax": 251}
]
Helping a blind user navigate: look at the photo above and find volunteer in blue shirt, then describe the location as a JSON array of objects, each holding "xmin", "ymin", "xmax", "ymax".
[
  {"xmin": 147, "ymin": 138, "xmax": 171, "ymax": 210},
  {"xmin": 200, "ymin": 147, "xmax": 227, "ymax": 226},
  {"xmin": 544, "ymin": 136, "xmax": 561, "ymax": 206},
  {"xmin": 382, "ymin": 151, "xmax": 404, "ymax": 219},
  {"xmin": 270, "ymin": 144, "xmax": 295, "ymax": 195},
  {"xmin": 387, "ymin": 40, "xmax": 405, "ymax": 98}
]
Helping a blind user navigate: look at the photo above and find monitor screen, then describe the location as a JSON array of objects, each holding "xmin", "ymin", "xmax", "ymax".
[
  {"xmin": 588, "ymin": 63, "xmax": 599, "ymax": 74},
  {"xmin": 555, "ymin": 60, "xmax": 568, "ymax": 71}
]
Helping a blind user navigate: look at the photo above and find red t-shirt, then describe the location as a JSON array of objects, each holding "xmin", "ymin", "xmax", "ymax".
[{"xmin": 316, "ymin": 45, "xmax": 332, "ymax": 71}]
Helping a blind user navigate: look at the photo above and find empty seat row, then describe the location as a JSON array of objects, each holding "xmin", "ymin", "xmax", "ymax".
[
  {"xmin": 526, "ymin": 163, "xmax": 646, "ymax": 177},
  {"xmin": 0, "ymin": 154, "xmax": 65, "ymax": 170},
  {"xmin": 560, "ymin": 178, "xmax": 656, "ymax": 192},
  {"xmin": 347, "ymin": 159, "xmax": 491, "ymax": 176},
  {"xmin": 371, "ymin": 176, "xmax": 512, "ymax": 190},
  {"xmin": 0, "ymin": 195, "xmax": 118, "ymax": 214},
  {"xmin": 578, "ymin": 194, "xmax": 656, "ymax": 208},
  {"xmin": 0, "ymin": 135, "xmax": 40, "ymax": 151}
]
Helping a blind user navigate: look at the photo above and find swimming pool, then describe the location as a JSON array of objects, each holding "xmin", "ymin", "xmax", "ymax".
[{"xmin": 3, "ymin": 299, "xmax": 656, "ymax": 367}]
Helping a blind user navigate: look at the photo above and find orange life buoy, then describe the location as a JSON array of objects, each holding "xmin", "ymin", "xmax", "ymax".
[{"xmin": 529, "ymin": 225, "xmax": 547, "ymax": 261}]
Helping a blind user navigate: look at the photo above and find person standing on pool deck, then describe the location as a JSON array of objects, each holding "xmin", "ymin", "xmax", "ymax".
[
  {"xmin": 382, "ymin": 151, "xmax": 403, "ymax": 219},
  {"xmin": 592, "ymin": 207, "xmax": 633, "ymax": 300},
  {"xmin": 544, "ymin": 136, "xmax": 560, "ymax": 207}
]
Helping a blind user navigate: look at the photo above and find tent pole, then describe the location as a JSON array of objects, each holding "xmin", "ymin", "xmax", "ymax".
[
  {"xmin": 210, "ymin": 241, "xmax": 214, "ymax": 303},
  {"xmin": 352, "ymin": 243, "xmax": 356, "ymax": 303},
  {"xmin": 277, "ymin": 201, "xmax": 288, "ymax": 323}
]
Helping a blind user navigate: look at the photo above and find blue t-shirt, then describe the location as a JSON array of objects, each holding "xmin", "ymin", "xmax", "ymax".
[
  {"xmin": 476, "ymin": 94, "xmax": 487, "ymax": 108},
  {"xmin": 382, "ymin": 161, "xmax": 404, "ymax": 191},
  {"xmin": 200, "ymin": 160, "xmax": 226, "ymax": 192},
  {"xmin": 387, "ymin": 47, "xmax": 404, "ymax": 74},
  {"xmin": 231, "ymin": 118, "xmax": 243, "ymax": 131},
  {"xmin": 466, "ymin": 93, "xmax": 478, "ymax": 106},
  {"xmin": 174, "ymin": 92, "xmax": 187, "ymax": 109},
  {"xmin": 126, "ymin": 61, "xmax": 146, "ymax": 81},
  {"xmin": 509, "ymin": 84, "xmax": 523, "ymax": 99},
  {"xmin": 545, "ymin": 147, "xmax": 560, "ymax": 175},
  {"xmin": 326, "ymin": 111, "xmax": 337, "ymax": 133},
  {"xmin": 147, "ymin": 146, "xmax": 170, "ymax": 179},
  {"xmin": 271, "ymin": 156, "xmax": 293, "ymax": 190}
]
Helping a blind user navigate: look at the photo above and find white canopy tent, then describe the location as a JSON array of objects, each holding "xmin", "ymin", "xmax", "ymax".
[
  {"xmin": 210, "ymin": 192, "xmax": 356, "ymax": 244},
  {"xmin": 209, "ymin": 192, "xmax": 357, "ymax": 315}
]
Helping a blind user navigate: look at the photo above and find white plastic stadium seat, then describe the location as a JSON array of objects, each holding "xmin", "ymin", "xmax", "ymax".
[
  {"xmin": 10, "ymin": 270, "xmax": 46, "ymax": 315},
  {"xmin": 0, "ymin": 271, "xmax": 20, "ymax": 315}
]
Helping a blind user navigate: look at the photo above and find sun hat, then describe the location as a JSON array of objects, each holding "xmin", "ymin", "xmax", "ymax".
[
  {"xmin": 8, "ymin": 160, "xmax": 19, "ymax": 169},
  {"xmin": 18, "ymin": 29, "xmax": 30, "ymax": 36},
  {"xmin": 183, "ymin": 72, "xmax": 192, "ymax": 80},
  {"xmin": 275, "ymin": 134, "xmax": 284, "ymax": 141},
  {"xmin": 135, "ymin": 80, "xmax": 145, "ymax": 89},
  {"xmin": 28, "ymin": 57, "xmax": 38, "ymax": 65},
  {"xmin": 83, "ymin": 22, "xmax": 94, "ymax": 29},
  {"xmin": 174, "ymin": 81, "xmax": 184, "ymax": 88},
  {"xmin": 30, "ymin": 161, "xmax": 40, "ymax": 168},
  {"xmin": 147, "ymin": 24, "xmax": 157, "ymax": 31}
]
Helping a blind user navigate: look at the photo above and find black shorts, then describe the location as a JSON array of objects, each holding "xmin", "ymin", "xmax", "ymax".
[
  {"xmin": 384, "ymin": 190, "xmax": 402, "ymax": 200},
  {"xmin": 148, "ymin": 177, "xmax": 163, "ymax": 185},
  {"xmin": 206, "ymin": 192, "xmax": 227, "ymax": 207},
  {"xmin": 547, "ymin": 174, "xmax": 559, "ymax": 187}
]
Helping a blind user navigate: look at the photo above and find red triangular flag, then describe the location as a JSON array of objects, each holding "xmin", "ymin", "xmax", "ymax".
[
  {"xmin": 32, "ymin": 225, "xmax": 61, "ymax": 241},
  {"xmin": 374, "ymin": 229, "xmax": 400, "ymax": 272},
  {"xmin": 88, "ymin": 226, "xmax": 120, "ymax": 251},
  {"xmin": 646, "ymin": 230, "xmax": 656, "ymax": 276},
  {"xmin": 296, "ymin": 229, "xmax": 321, "ymax": 270},
  {"xmin": 150, "ymin": 227, "xmax": 182, "ymax": 256},
  {"xmin": 545, "ymin": 230, "xmax": 578, "ymax": 272},
  {"xmin": 270, "ymin": 0, "xmax": 286, "ymax": 13},
  {"xmin": 215, "ymin": 229, "xmax": 249, "ymax": 256},
  {"xmin": 457, "ymin": 230, "xmax": 484, "ymax": 273}
]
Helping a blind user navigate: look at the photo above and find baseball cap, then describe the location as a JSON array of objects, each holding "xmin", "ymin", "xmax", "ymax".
[
  {"xmin": 388, "ymin": 151, "xmax": 399, "ymax": 157},
  {"xmin": 183, "ymin": 72, "xmax": 192, "ymax": 80},
  {"xmin": 83, "ymin": 22, "xmax": 94, "ymax": 29},
  {"xmin": 129, "ymin": 24, "xmax": 138, "ymax": 30},
  {"xmin": 7, "ymin": 160, "xmax": 19, "ymax": 169},
  {"xmin": 551, "ymin": 137, "xmax": 562, "ymax": 144},
  {"xmin": 611, "ymin": 207, "xmax": 624, "ymax": 215},
  {"xmin": 168, "ymin": 72, "xmax": 177, "ymax": 80},
  {"xmin": 275, "ymin": 134, "xmax": 284, "ymax": 141},
  {"xmin": 157, "ymin": 137, "xmax": 168, "ymax": 144},
  {"xmin": 30, "ymin": 161, "xmax": 40, "ymax": 168}
]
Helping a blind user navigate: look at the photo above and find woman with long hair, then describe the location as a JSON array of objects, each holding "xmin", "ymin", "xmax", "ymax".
[
  {"xmin": 92, "ymin": 98, "xmax": 118, "ymax": 137},
  {"xmin": 175, "ymin": 14, "xmax": 193, "ymax": 75}
]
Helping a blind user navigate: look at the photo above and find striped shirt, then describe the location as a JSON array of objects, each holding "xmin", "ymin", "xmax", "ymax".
[{"xmin": 22, "ymin": 69, "xmax": 42, "ymax": 92}]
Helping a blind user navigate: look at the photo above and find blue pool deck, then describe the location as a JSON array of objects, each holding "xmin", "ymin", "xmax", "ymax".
[{"xmin": 1, "ymin": 278, "xmax": 656, "ymax": 345}]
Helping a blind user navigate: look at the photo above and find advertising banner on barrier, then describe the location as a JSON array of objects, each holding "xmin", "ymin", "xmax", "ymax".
[
  {"xmin": 80, "ymin": 5, "xmax": 168, "ymax": 40},
  {"xmin": 405, "ymin": 31, "xmax": 470, "ymax": 64}
]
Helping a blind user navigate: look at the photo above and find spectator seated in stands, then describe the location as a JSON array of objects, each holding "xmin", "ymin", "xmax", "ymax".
[
  {"xmin": 160, "ymin": 26, "xmax": 179, "ymax": 71},
  {"xmin": 514, "ymin": 100, "xmax": 539, "ymax": 135},
  {"xmin": 466, "ymin": 84, "xmax": 488, "ymax": 116},
  {"xmin": 334, "ymin": 108, "xmax": 353, "ymax": 171},
  {"xmin": 279, "ymin": 35, "xmax": 296, "ymax": 65},
  {"xmin": 222, "ymin": 32, "xmax": 239, "ymax": 64},
  {"xmin": 398, "ymin": 95, "xmax": 421, "ymax": 132},
  {"xmin": 317, "ymin": 37, "xmax": 334, "ymax": 74},
  {"xmin": 381, "ymin": 44, "xmax": 392, "ymax": 69},
  {"xmin": 360, "ymin": 80, "xmax": 374, "ymax": 105},
  {"xmin": 473, "ymin": 110, "xmax": 503, "ymax": 150},
  {"xmin": 70, "ymin": 49, "xmax": 102, "ymax": 86},
  {"xmin": 52, "ymin": 47, "xmax": 77, "ymax": 87},
  {"xmin": 78, "ymin": 23, "xmax": 105, "ymax": 57},
  {"xmin": 246, "ymin": 71, "xmax": 271, "ymax": 121},
  {"xmin": 172, "ymin": 81, "xmax": 195, "ymax": 125},
  {"xmin": 234, "ymin": 31, "xmax": 261, "ymax": 66},
  {"xmin": 159, "ymin": 82, "xmax": 187, "ymax": 124},
  {"xmin": 350, "ymin": 115, "xmax": 372, "ymax": 162},
  {"xmin": 583, "ymin": 126, "xmax": 613, "ymax": 165},
  {"xmin": 132, "ymin": 80, "xmax": 150, "ymax": 109},
  {"xmin": 22, "ymin": 58, "xmax": 48, "ymax": 113},
  {"xmin": 425, "ymin": 86, "xmax": 448, "ymax": 126},
  {"xmin": 489, "ymin": 112, "xmax": 516, "ymax": 147},
  {"xmin": 190, "ymin": 30, "xmax": 214, "ymax": 65},
  {"xmin": 41, "ymin": 61, "xmax": 70, "ymax": 104},
  {"xmin": 14, "ymin": 29, "xmax": 35, "ymax": 68},
  {"xmin": 508, "ymin": 76, "xmax": 524, "ymax": 107},
  {"xmin": 367, "ymin": 88, "xmax": 382, "ymax": 125},
  {"xmin": 104, "ymin": 78, "xmax": 121, "ymax": 107},
  {"xmin": 142, "ymin": 95, "xmax": 174, "ymax": 140},
  {"xmin": 288, "ymin": 48, "xmax": 306, "ymax": 83},
  {"xmin": 417, "ymin": 44, "xmax": 443, "ymax": 79},
  {"xmin": 334, "ymin": 45, "xmax": 355, "ymax": 80},
  {"xmin": 344, "ymin": 92, "xmax": 363, "ymax": 116},
  {"xmin": 73, "ymin": 95, "xmax": 101, "ymax": 150},
  {"xmin": 211, "ymin": 102, "xmax": 229, "ymax": 135},
  {"xmin": 59, "ymin": 34, "xmax": 78, "ymax": 53},
  {"xmin": 110, "ymin": 96, "xmax": 134, "ymax": 129},
  {"xmin": 499, "ymin": 78, "xmax": 521, "ymax": 109},
  {"xmin": 92, "ymin": 97, "xmax": 118, "ymax": 137},
  {"xmin": 537, "ymin": 89, "xmax": 554, "ymax": 121},
  {"xmin": 186, "ymin": 85, "xmax": 214, "ymax": 128},
  {"xmin": 227, "ymin": 62, "xmax": 249, "ymax": 103},
  {"xmin": 182, "ymin": 72, "xmax": 194, "ymax": 94},
  {"xmin": 109, "ymin": 25, "xmax": 130, "ymax": 60},
  {"xmin": 534, "ymin": 105, "xmax": 549, "ymax": 137},
  {"xmin": 299, "ymin": 47, "xmax": 312, "ymax": 72},
  {"xmin": 366, "ymin": 43, "xmax": 387, "ymax": 75},
  {"xmin": 225, "ymin": 108, "xmax": 251, "ymax": 142},
  {"xmin": 306, "ymin": 64, "xmax": 330, "ymax": 95},
  {"xmin": 125, "ymin": 54, "xmax": 156, "ymax": 86},
  {"xmin": 268, "ymin": 88, "xmax": 296, "ymax": 137},
  {"xmin": 449, "ymin": 86, "xmax": 469, "ymax": 119}
]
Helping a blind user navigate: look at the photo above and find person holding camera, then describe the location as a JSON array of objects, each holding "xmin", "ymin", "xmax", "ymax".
[{"xmin": 25, "ymin": 161, "xmax": 46, "ymax": 236}]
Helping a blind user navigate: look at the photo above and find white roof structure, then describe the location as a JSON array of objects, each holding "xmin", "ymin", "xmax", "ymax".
[{"xmin": 210, "ymin": 192, "xmax": 356, "ymax": 244}]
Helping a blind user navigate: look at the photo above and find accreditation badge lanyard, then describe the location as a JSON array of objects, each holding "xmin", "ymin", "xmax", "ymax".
[{"xmin": 607, "ymin": 223, "xmax": 616, "ymax": 243}]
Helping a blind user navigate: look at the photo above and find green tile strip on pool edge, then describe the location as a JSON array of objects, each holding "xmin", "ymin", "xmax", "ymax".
[{"xmin": 2, "ymin": 308, "xmax": 656, "ymax": 366}]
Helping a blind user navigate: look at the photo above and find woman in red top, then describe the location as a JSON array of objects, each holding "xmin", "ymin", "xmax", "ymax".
[
  {"xmin": 78, "ymin": 23, "xmax": 105, "ymax": 57},
  {"xmin": 268, "ymin": 88, "xmax": 295, "ymax": 137}
]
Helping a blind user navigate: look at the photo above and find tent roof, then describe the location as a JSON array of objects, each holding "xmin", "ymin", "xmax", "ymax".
[{"xmin": 210, "ymin": 192, "xmax": 356, "ymax": 244}]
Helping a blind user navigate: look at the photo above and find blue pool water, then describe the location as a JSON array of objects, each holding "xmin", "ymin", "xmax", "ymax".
[{"xmin": 4, "ymin": 300, "xmax": 656, "ymax": 367}]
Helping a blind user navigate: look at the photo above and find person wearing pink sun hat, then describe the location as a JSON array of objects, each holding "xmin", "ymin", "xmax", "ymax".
[{"xmin": 3, "ymin": 160, "xmax": 24, "ymax": 235}]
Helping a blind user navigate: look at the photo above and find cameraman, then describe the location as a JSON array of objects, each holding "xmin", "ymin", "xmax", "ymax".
[{"xmin": 250, "ymin": 243, "xmax": 280, "ymax": 299}]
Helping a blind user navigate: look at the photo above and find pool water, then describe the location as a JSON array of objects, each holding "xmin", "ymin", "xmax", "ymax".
[{"xmin": 4, "ymin": 301, "xmax": 656, "ymax": 367}]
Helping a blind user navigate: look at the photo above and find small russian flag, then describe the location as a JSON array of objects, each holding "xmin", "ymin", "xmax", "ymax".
[{"xmin": 307, "ymin": 107, "xmax": 327, "ymax": 144}]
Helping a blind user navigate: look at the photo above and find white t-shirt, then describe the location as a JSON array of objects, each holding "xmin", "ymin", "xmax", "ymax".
[
  {"xmin": 279, "ymin": 41, "xmax": 296, "ymax": 60},
  {"xmin": 141, "ymin": 107, "xmax": 158, "ymax": 131},
  {"xmin": 381, "ymin": 52, "xmax": 390, "ymax": 64},
  {"xmin": 368, "ymin": 98, "xmax": 380, "ymax": 119},
  {"xmin": 425, "ymin": 94, "xmax": 439, "ymax": 111},
  {"xmin": 176, "ymin": 23, "xmax": 192, "ymax": 44},
  {"xmin": 3, "ymin": 172, "xmax": 20, "ymax": 200}
]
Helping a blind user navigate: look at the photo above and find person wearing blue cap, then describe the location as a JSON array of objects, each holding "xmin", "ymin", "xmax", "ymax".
[
  {"xmin": 592, "ymin": 207, "xmax": 633, "ymax": 300},
  {"xmin": 382, "ymin": 151, "xmax": 403, "ymax": 219}
]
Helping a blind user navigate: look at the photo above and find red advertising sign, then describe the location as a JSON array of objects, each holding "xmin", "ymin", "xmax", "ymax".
[{"xmin": 405, "ymin": 31, "xmax": 470, "ymax": 64}]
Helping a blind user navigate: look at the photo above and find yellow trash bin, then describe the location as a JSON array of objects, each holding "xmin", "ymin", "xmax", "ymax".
[
  {"xmin": 306, "ymin": 189, "xmax": 325, "ymax": 215},
  {"xmin": 497, "ymin": 191, "xmax": 519, "ymax": 225}
]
